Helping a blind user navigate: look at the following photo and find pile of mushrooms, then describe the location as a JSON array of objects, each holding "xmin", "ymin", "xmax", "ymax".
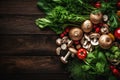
[{"xmin": 56, "ymin": 10, "xmax": 114, "ymax": 64}]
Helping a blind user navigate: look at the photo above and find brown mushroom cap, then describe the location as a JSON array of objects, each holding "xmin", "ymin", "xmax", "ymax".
[
  {"xmin": 69, "ymin": 27, "xmax": 83, "ymax": 41},
  {"xmin": 81, "ymin": 20, "xmax": 93, "ymax": 33},
  {"xmin": 90, "ymin": 11, "xmax": 103, "ymax": 24},
  {"xmin": 99, "ymin": 34, "xmax": 112, "ymax": 49}
]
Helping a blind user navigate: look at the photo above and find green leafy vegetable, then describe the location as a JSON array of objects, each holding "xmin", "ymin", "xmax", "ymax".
[{"xmin": 36, "ymin": 0, "xmax": 95, "ymax": 34}]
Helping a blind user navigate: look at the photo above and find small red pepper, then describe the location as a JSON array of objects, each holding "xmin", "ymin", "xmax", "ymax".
[{"xmin": 77, "ymin": 48, "xmax": 87, "ymax": 60}]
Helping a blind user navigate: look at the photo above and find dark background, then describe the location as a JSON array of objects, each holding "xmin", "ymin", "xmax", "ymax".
[{"xmin": 0, "ymin": 0, "xmax": 69, "ymax": 80}]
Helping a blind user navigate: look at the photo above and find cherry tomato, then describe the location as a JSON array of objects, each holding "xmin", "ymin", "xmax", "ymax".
[
  {"xmin": 60, "ymin": 33, "xmax": 64, "ymax": 38},
  {"xmin": 77, "ymin": 48, "xmax": 87, "ymax": 60},
  {"xmin": 114, "ymin": 27, "xmax": 120, "ymax": 40},
  {"xmin": 112, "ymin": 68, "xmax": 120, "ymax": 77},
  {"xmin": 95, "ymin": 27, "xmax": 100, "ymax": 33},
  {"xmin": 63, "ymin": 31, "xmax": 67, "ymax": 35},
  {"xmin": 94, "ymin": 2, "xmax": 101, "ymax": 8},
  {"xmin": 110, "ymin": 65, "xmax": 115, "ymax": 70}
]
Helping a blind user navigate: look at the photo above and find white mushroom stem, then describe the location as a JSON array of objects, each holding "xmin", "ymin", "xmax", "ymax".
[
  {"xmin": 60, "ymin": 51, "xmax": 71, "ymax": 63},
  {"xmin": 60, "ymin": 47, "xmax": 77, "ymax": 64}
]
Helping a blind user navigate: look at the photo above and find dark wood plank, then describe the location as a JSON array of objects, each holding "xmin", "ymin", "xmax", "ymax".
[
  {"xmin": 0, "ymin": 15, "xmax": 55, "ymax": 34},
  {"xmin": 0, "ymin": 73, "xmax": 69, "ymax": 80},
  {"xmin": 0, "ymin": 0, "xmax": 42, "ymax": 15},
  {"xmin": 0, "ymin": 56, "xmax": 69, "ymax": 80},
  {"xmin": 0, "ymin": 56, "xmax": 66, "ymax": 73},
  {"xmin": 0, "ymin": 35, "xmax": 58, "ymax": 56}
]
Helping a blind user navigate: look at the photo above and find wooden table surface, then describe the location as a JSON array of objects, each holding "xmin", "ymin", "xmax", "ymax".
[{"xmin": 0, "ymin": 0, "xmax": 69, "ymax": 80}]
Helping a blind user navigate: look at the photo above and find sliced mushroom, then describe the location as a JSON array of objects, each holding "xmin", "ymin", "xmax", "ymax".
[
  {"xmin": 84, "ymin": 34, "xmax": 91, "ymax": 41},
  {"xmin": 83, "ymin": 42, "xmax": 92, "ymax": 51},
  {"xmin": 100, "ymin": 24, "xmax": 109, "ymax": 34},
  {"xmin": 67, "ymin": 40, "xmax": 73, "ymax": 47},
  {"xmin": 90, "ymin": 33, "xmax": 100, "ymax": 46},
  {"xmin": 103, "ymin": 15, "xmax": 108, "ymax": 22},
  {"xmin": 80, "ymin": 34, "xmax": 90, "ymax": 46}
]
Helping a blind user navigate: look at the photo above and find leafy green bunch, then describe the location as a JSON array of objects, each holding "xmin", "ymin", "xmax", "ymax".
[
  {"xmin": 36, "ymin": 0, "xmax": 120, "ymax": 34},
  {"xmin": 67, "ymin": 46, "xmax": 120, "ymax": 80}
]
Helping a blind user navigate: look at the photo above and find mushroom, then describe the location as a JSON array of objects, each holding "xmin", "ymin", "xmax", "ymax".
[
  {"xmin": 69, "ymin": 27, "xmax": 83, "ymax": 41},
  {"xmin": 80, "ymin": 34, "xmax": 93, "ymax": 51},
  {"xmin": 103, "ymin": 15, "xmax": 108, "ymax": 22},
  {"xmin": 90, "ymin": 33, "xmax": 100, "ymax": 46},
  {"xmin": 81, "ymin": 20, "xmax": 93, "ymax": 33},
  {"xmin": 81, "ymin": 34, "xmax": 90, "ymax": 45},
  {"xmin": 61, "ymin": 36, "xmax": 68, "ymax": 43},
  {"xmin": 61, "ymin": 44, "xmax": 67, "ymax": 50},
  {"xmin": 90, "ymin": 11, "xmax": 103, "ymax": 24},
  {"xmin": 99, "ymin": 34, "xmax": 113, "ymax": 49},
  {"xmin": 60, "ymin": 47, "xmax": 77, "ymax": 64},
  {"xmin": 100, "ymin": 24, "xmax": 109, "ymax": 34},
  {"xmin": 56, "ymin": 38, "xmax": 62, "ymax": 45},
  {"xmin": 76, "ymin": 44, "xmax": 81, "ymax": 50},
  {"xmin": 67, "ymin": 40, "xmax": 73, "ymax": 47},
  {"xmin": 56, "ymin": 47, "xmax": 61, "ymax": 55},
  {"xmin": 83, "ymin": 42, "xmax": 92, "ymax": 51}
]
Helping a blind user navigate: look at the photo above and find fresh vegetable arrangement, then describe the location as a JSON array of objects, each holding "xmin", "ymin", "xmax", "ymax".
[{"xmin": 36, "ymin": 0, "xmax": 120, "ymax": 80}]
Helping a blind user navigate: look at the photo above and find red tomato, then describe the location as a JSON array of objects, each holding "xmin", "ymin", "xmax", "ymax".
[
  {"xmin": 112, "ymin": 68, "xmax": 120, "ymax": 77},
  {"xmin": 95, "ymin": 27, "xmax": 100, "ymax": 33},
  {"xmin": 114, "ymin": 27, "xmax": 120, "ymax": 40},
  {"xmin": 77, "ymin": 48, "xmax": 87, "ymax": 60}
]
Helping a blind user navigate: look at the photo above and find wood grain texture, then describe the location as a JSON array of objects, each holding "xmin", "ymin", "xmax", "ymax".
[
  {"xmin": 0, "ymin": 35, "xmax": 58, "ymax": 56},
  {"xmin": 0, "ymin": 0, "xmax": 42, "ymax": 15},
  {"xmin": 0, "ymin": 15, "xmax": 55, "ymax": 35},
  {"xmin": 0, "ymin": 0, "xmax": 69, "ymax": 80},
  {"xmin": 0, "ymin": 56, "xmax": 69, "ymax": 80},
  {"xmin": 0, "ymin": 56, "xmax": 66, "ymax": 73}
]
